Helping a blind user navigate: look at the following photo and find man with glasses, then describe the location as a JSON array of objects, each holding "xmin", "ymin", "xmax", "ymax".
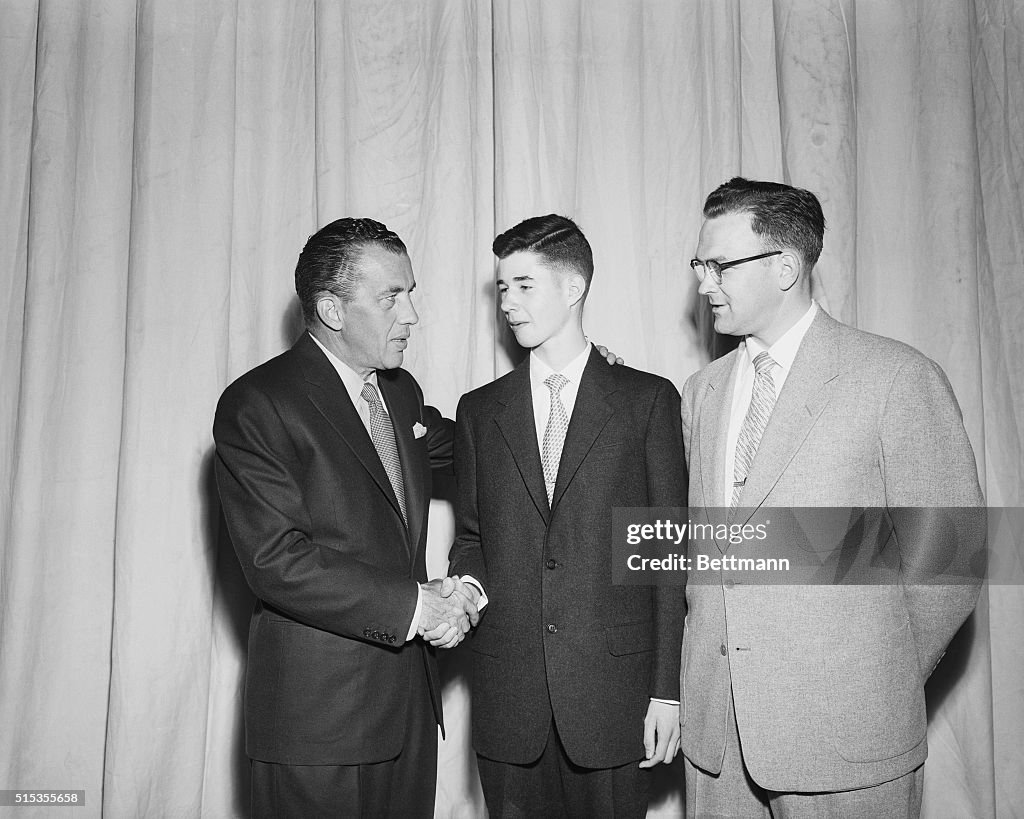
[{"xmin": 678, "ymin": 178, "xmax": 984, "ymax": 817}]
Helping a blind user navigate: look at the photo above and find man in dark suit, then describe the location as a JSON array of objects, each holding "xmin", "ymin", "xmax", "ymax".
[
  {"xmin": 213, "ymin": 218, "xmax": 480, "ymax": 818},
  {"xmin": 679, "ymin": 178, "xmax": 985, "ymax": 817},
  {"xmin": 448, "ymin": 215, "xmax": 688, "ymax": 818}
]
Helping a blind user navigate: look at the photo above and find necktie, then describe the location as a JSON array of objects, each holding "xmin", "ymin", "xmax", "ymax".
[
  {"xmin": 731, "ymin": 352, "xmax": 777, "ymax": 508},
  {"xmin": 541, "ymin": 373, "xmax": 570, "ymax": 504},
  {"xmin": 360, "ymin": 382, "xmax": 407, "ymax": 524}
]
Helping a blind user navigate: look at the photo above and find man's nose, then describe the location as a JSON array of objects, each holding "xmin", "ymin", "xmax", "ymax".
[
  {"xmin": 401, "ymin": 298, "xmax": 419, "ymax": 325},
  {"xmin": 697, "ymin": 274, "xmax": 720, "ymax": 297}
]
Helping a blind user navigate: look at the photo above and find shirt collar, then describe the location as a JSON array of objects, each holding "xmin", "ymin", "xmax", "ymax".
[
  {"xmin": 309, "ymin": 331, "xmax": 379, "ymax": 406},
  {"xmin": 743, "ymin": 301, "xmax": 818, "ymax": 373},
  {"xmin": 529, "ymin": 341, "xmax": 592, "ymax": 391}
]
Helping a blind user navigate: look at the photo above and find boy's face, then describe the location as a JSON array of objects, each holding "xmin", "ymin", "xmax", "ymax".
[{"xmin": 496, "ymin": 251, "xmax": 576, "ymax": 350}]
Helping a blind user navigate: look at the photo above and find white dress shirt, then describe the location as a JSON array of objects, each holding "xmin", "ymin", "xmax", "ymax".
[
  {"xmin": 529, "ymin": 341, "xmax": 593, "ymax": 449},
  {"xmin": 722, "ymin": 302, "xmax": 818, "ymax": 505},
  {"xmin": 310, "ymin": 333, "xmax": 392, "ymax": 431}
]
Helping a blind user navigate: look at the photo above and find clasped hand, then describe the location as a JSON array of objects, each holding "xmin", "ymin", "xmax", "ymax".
[{"xmin": 417, "ymin": 576, "xmax": 481, "ymax": 649}]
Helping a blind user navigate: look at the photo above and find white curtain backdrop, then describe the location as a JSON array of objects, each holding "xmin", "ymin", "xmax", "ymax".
[{"xmin": 1, "ymin": 1, "xmax": 1021, "ymax": 816}]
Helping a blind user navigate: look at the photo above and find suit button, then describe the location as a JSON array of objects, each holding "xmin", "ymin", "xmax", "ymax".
[
  {"xmin": 720, "ymin": 644, "xmax": 727, "ymax": 655},
  {"xmin": 546, "ymin": 559, "xmax": 557, "ymax": 569},
  {"xmin": 547, "ymin": 624, "xmax": 558, "ymax": 634},
  {"xmin": 388, "ymin": 635, "xmax": 396, "ymax": 644},
  {"xmin": 372, "ymin": 630, "xmax": 380, "ymax": 639},
  {"xmin": 724, "ymin": 579, "xmax": 735, "ymax": 589},
  {"xmin": 363, "ymin": 628, "xmax": 371, "ymax": 637},
  {"xmin": 381, "ymin": 632, "xmax": 390, "ymax": 641}
]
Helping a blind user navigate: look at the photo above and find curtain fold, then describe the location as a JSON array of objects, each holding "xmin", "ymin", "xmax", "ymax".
[
  {"xmin": 1, "ymin": 2, "xmax": 1020, "ymax": 817},
  {"xmin": 2, "ymin": 0, "xmax": 135, "ymax": 811}
]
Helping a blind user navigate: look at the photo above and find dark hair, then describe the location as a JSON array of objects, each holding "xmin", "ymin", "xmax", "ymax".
[
  {"xmin": 492, "ymin": 214, "xmax": 594, "ymax": 292},
  {"xmin": 294, "ymin": 218, "xmax": 407, "ymax": 325},
  {"xmin": 703, "ymin": 177, "xmax": 825, "ymax": 270}
]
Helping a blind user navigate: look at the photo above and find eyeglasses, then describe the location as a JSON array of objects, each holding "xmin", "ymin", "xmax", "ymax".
[{"xmin": 689, "ymin": 251, "xmax": 782, "ymax": 285}]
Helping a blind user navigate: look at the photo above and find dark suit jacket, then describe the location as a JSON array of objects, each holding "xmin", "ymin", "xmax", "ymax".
[
  {"xmin": 679, "ymin": 309, "xmax": 985, "ymax": 791},
  {"xmin": 448, "ymin": 347, "xmax": 688, "ymax": 769},
  {"xmin": 213, "ymin": 333, "xmax": 453, "ymax": 765}
]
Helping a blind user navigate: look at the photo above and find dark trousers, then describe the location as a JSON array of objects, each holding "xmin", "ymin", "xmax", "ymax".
[
  {"xmin": 250, "ymin": 667, "xmax": 437, "ymax": 819},
  {"xmin": 477, "ymin": 718, "xmax": 650, "ymax": 819}
]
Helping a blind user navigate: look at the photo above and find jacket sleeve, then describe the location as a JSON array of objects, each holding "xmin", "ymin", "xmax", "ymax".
[
  {"xmin": 879, "ymin": 355, "xmax": 985, "ymax": 677},
  {"xmin": 646, "ymin": 378, "xmax": 689, "ymax": 700},
  {"xmin": 447, "ymin": 394, "xmax": 488, "ymax": 586}
]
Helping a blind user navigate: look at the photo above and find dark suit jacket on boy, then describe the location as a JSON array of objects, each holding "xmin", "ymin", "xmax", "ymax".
[{"xmin": 449, "ymin": 346, "xmax": 687, "ymax": 768}]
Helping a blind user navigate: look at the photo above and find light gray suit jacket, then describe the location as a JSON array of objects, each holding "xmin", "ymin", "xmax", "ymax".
[{"xmin": 679, "ymin": 308, "xmax": 984, "ymax": 791}]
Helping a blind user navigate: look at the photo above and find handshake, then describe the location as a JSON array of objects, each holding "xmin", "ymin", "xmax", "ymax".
[{"xmin": 417, "ymin": 576, "xmax": 482, "ymax": 649}]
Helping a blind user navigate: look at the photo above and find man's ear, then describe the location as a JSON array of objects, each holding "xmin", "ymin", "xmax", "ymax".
[
  {"xmin": 778, "ymin": 251, "xmax": 801, "ymax": 292},
  {"xmin": 566, "ymin": 272, "xmax": 587, "ymax": 308},
  {"xmin": 315, "ymin": 293, "xmax": 345, "ymax": 331}
]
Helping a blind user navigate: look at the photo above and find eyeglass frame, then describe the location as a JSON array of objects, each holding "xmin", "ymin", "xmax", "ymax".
[{"xmin": 689, "ymin": 250, "xmax": 783, "ymax": 285}]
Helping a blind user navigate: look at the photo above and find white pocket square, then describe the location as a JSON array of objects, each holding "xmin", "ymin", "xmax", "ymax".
[{"xmin": 413, "ymin": 422, "xmax": 427, "ymax": 439}]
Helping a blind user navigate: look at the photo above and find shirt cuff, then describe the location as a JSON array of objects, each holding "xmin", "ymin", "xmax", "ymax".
[
  {"xmin": 406, "ymin": 582, "xmax": 423, "ymax": 642},
  {"xmin": 458, "ymin": 575, "xmax": 488, "ymax": 609},
  {"xmin": 650, "ymin": 697, "xmax": 680, "ymax": 706}
]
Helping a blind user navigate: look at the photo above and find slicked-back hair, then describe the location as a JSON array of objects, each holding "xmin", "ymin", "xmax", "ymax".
[
  {"xmin": 703, "ymin": 177, "xmax": 826, "ymax": 271},
  {"xmin": 294, "ymin": 217, "xmax": 408, "ymax": 325},
  {"xmin": 492, "ymin": 214, "xmax": 594, "ymax": 292}
]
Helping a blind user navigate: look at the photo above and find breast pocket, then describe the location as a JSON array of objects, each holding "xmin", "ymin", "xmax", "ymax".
[{"xmin": 587, "ymin": 442, "xmax": 631, "ymax": 463}]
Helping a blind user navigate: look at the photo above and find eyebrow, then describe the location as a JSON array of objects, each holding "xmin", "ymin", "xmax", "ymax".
[
  {"xmin": 496, "ymin": 273, "xmax": 535, "ymax": 285},
  {"xmin": 378, "ymin": 283, "xmax": 414, "ymax": 296}
]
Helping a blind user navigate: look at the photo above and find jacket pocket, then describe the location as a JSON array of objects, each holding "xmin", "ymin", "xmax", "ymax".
[
  {"xmin": 470, "ymin": 623, "xmax": 504, "ymax": 658},
  {"xmin": 605, "ymin": 620, "xmax": 655, "ymax": 656},
  {"xmin": 827, "ymin": 621, "xmax": 926, "ymax": 762}
]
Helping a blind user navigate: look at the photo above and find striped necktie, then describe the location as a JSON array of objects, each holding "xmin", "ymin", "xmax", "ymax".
[
  {"xmin": 360, "ymin": 381, "xmax": 407, "ymax": 524},
  {"xmin": 731, "ymin": 352, "xmax": 777, "ymax": 508},
  {"xmin": 541, "ymin": 373, "xmax": 570, "ymax": 504}
]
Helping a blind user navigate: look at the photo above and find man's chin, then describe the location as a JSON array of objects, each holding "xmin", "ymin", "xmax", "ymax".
[{"xmin": 510, "ymin": 329, "xmax": 538, "ymax": 349}]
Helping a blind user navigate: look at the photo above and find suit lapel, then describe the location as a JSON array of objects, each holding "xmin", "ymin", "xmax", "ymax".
[
  {"xmin": 550, "ymin": 349, "xmax": 615, "ymax": 510},
  {"xmin": 697, "ymin": 354, "xmax": 736, "ymax": 554},
  {"xmin": 493, "ymin": 360, "xmax": 551, "ymax": 524},
  {"xmin": 733, "ymin": 311, "xmax": 839, "ymax": 523},
  {"xmin": 296, "ymin": 336, "xmax": 408, "ymax": 538}
]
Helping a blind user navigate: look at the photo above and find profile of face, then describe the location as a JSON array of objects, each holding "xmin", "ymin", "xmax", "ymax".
[
  {"xmin": 497, "ymin": 251, "xmax": 581, "ymax": 351},
  {"xmin": 326, "ymin": 246, "xmax": 419, "ymax": 374},
  {"xmin": 694, "ymin": 211, "xmax": 786, "ymax": 344}
]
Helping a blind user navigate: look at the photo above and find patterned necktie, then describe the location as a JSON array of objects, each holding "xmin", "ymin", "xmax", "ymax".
[
  {"xmin": 541, "ymin": 373, "xmax": 570, "ymax": 504},
  {"xmin": 360, "ymin": 382, "xmax": 407, "ymax": 524},
  {"xmin": 731, "ymin": 352, "xmax": 777, "ymax": 508}
]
